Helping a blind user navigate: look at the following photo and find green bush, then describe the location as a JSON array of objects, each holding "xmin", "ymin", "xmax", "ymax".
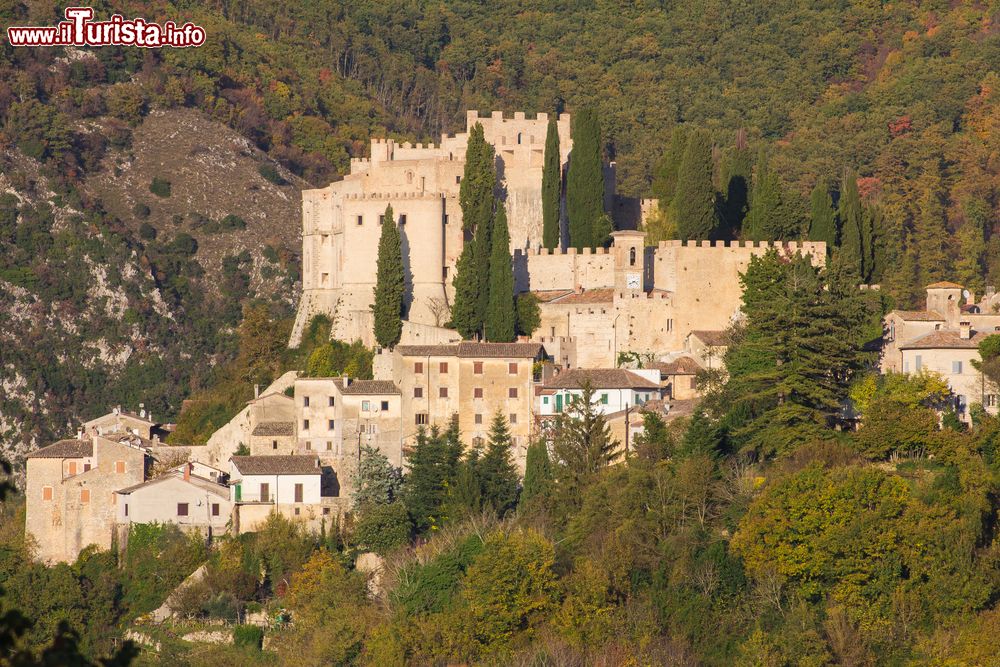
[
  {"xmin": 353, "ymin": 503, "xmax": 412, "ymax": 555},
  {"xmin": 233, "ymin": 624, "xmax": 263, "ymax": 650},
  {"xmin": 258, "ymin": 162, "xmax": 287, "ymax": 185},
  {"xmin": 149, "ymin": 177, "xmax": 171, "ymax": 197},
  {"xmin": 138, "ymin": 222, "xmax": 157, "ymax": 240},
  {"xmin": 133, "ymin": 202, "xmax": 151, "ymax": 219}
]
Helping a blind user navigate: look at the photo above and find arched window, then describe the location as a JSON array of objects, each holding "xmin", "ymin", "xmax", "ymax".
[
  {"xmin": 629, "ymin": 247, "xmax": 636, "ymax": 266},
  {"xmin": 517, "ymin": 132, "xmax": 522, "ymax": 144},
  {"xmin": 406, "ymin": 171, "xmax": 413, "ymax": 184}
]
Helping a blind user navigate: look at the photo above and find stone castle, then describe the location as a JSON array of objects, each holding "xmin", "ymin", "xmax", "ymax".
[{"xmin": 291, "ymin": 109, "xmax": 827, "ymax": 364}]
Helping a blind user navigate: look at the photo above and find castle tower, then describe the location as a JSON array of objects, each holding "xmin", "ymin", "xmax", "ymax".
[
  {"xmin": 611, "ymin": 230, "xmax": 647, "ymax": 293},
  {"xmin": 925, "ymin": 281, "xmax": 964, "ymax": 327}
]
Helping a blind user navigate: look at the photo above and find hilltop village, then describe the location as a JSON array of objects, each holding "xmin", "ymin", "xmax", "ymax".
[{"xmin": 22, "ymin": 111, "xmax": 995, "ymax": 566}]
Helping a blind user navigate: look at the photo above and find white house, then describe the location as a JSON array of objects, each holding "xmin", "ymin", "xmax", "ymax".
[
  {"xmin": 229, "ymin": 455, "xmax": 324, "ymax": 532},
  {"xmin": 116, "ymin": 463, "xmax": 232, "ymax": 534},
  {"xmin": 536, "ymin": 368, "xmax": 661, "ymax": 417}
]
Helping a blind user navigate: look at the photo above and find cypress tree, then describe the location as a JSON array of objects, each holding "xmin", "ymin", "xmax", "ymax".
[
  {"xmin": 485, "ymin": 206, "xmax": 516, "ymax": 342},
  {"xmin": 452, "ymin": 123, "xmax": 497, "ymax": 338},
  {"xmin": 913, "ymin": 160, "xmax": 950, "ymax": 288},
  {"xmin": 674, "ymin": 129, "xmax": 717, "ymax": 241},
  {"xmin": 371, "ymin": 205, "xmax": 404, "ymax": 349},
  {"xmin": 746, "ymin": 150, "xmax": 800, "ymax": 241},
  {"xmin": 651, "ymin": 126, "xmax": 689, "ymax": 211},
  {"xmin": 838, "ymin": 168, "xmax": 864, "ymax": 278},
  {"xmin": 478, "ymin": 411, "xmax": 520, "ymax": 515},
  {"xmin": 521, "ymin": 440, "xmax": 552, "ymax": 507},
  {"xmin": 566, "ymin": 107, "xmax": 604, "ymax": 250},
  {"xmin": 808, "ymin": 179, "xmax": 838, "ymax": 249},
  {"xmin": 541, "ymin": 115, "xmax": 561, "ymax": 250}
]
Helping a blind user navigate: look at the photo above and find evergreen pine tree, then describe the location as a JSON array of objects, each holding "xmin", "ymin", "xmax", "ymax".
[
  {"xmin": 838, "ymin": 168, "xmax": 864, "ymax": 278},
  {"xmin": 913, "ymin": 160, "xmax": 951, "ymax": 288},
  {"xmin": 541, "ymin": 115, "xmax": 561, "ymax": 250},
  {"xmin": 485, "ymin": 205, "xmax": 516, "ymax": 342},
  {"xmin": 651, "ymin": 125, "xmax": 689, "ymax": 210},
  {"xmin": 552, "ymin": 382, "xmax": 619, "ymax": 493},
  {"xmin": 371, "ymin": 205, "xmax": 405, "ymax": 349},
  {"xmin": 473, "ymin": 202, "xmax": 494, "ymax": 334},
  {"xmin": 746, "ymin": 150, "xmax": 800, "ymax": 241},
  {"xmin": 478, "ymin": 411, "xmax": 520, "ymax": 515},
  {"xmin": 521, "ymin": 439, "xmax": 552, "ymax": 507},
  {"xmin": 808, "ymin": 179, "xmax": 838, "ymax": 249},
  {"xmin": 863, "ymin": 205, "xmax": 887, "ymax": 284},
  {"xmin": 566, "ymin": 107, "xmax": 604, "ymax": 250},
  {"xmin": 674, "ymin": 129, "xmax": 717, "ymax": 241},
  {"xmin": 451, "ymin": 242, "xmax": 480, "ymax": 338},
  {"xmin": 721, "ymin": 134, "xmax": 752, "ymax": 238},
  {"xmin": 955, "ymin": 198, "xmax": 988, "ymax": 293},
  {"xmin": 403, "ymin": 422, "xmax": 462, "ymax": 533}
]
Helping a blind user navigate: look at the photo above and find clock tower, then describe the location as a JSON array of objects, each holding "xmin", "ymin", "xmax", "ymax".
[{"xmin": 612, "ymin": 230, "xmax": 647, "ymax": 293}]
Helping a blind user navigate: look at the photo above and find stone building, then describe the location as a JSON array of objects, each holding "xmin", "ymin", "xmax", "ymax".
[
  {"xmin": 229, "ymin": 455, "xmax": 333, "ymax": 533},
  {"xmin": 386, "ymin": 342, "xmax": 548, "ymax": 465},
  {"xmin": 116, "ymin": 463, "xmax": 231, "ymax": 536},
  {"xmin": 883, "ymin": 282, "xmax": 1000, "ymax": 421},
  {"xmin": 25, "ymin": 434, "xmax": 147, "ymax": 564},
  {"xmin": 535, "ymin": 368, "xmax": 661, "ymax": 418}
]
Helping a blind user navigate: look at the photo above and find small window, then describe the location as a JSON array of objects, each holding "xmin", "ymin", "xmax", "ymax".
[
  {"xmin": 440, "ymin": 362, "xmax": 449, "ymax": 373},
  {"xmin": 381, "ymin": 400, "xmax": 389, "ymax": 411},
  {"xmin": 455, "ymin": 175, "xmax": 461, "ymax": 184},
  {"xmin": 690, "ymin": 376, "xmax": 697, "ymax": 389},
  {"xmin": 543, "ymin": 396, "xmax": 549, "ymax": 405},
  {"xmin": 304, "ymin": 396, "xmax": 310, "ymax": 407},
  {"xmin": 323, "ymin": 507, "xmax": 331, "ymax": 515},
  {"xmin": 509, "ymin": 413, "xmax": 518, "ymax": 424},
  {"xmin": 362, "ymin": 400, "xmax": 370, "ymax": 411},
  {"xmin": 987, "ymin": 395, "xmax": 998, "ymax": 408},
  {"xmin": 272, "ymin": 440, "xmax": 278, "ymax": 450},
  {"xmin": 42, "ymin": 486, "xmax": 53, "ymax": 501},
  {"xmin": 357, "ymin": 215, "xmax": 363, "ymax": 225},
  {"xmin": 414, "ymin": 387, "xmax": 424, "ymax": 398},
  {"xmin": 474, "ymin": 387, "xmax": 483, "ymax": 398},
  {"xmin": 509, "ymin": 387, "xmax": 518, "ymax": 399},
  {"xmin": 115, "ymin": 461, "xmax": 125, "ymax": 474},
  {"xmin": 601, "ymin": 393, "xmax": 608, "ymax": 405},
  {"xmin": 475, "ymin": 414, "xmax": 483, "ymax": 425},
  {"xmin": 80, "ymin": 489, "xmax": 90, "ymax": 503},
  {"xmin": 915, "ymin": 355, "xmax": 923, "ymax": 371},
  {"xmin": 508, "ymin": 362, "xmax": 518, "ymax": 374},
  {"xmin": 68, "ymin": 462, "xmax": 77, "ymax": 476},
  {"xmin": 306, "ymin": 441, "xmax": 312, "ymax": 450},
  {"xmin": 329, "ymin": 396, "xmax": 335, "ymax": 407},
  {"xmin": 439, "ymin": 387, "xmax": 449, "ymax": 398},
  {"xmin": 328, "ymin": 419, "xmax": 335, "ymax": 431},
  {"xmin": 84, "ymin": 463, "xmax": 91, "ymax": 472},
  {"xmin": 303, "ymin": 419, "xmax": 310, "ymax": 430},
  {"xmin": 414, "ymin": 362, "xmax": 423, "ymax": 373},
  {"xmin": 177, "ymin": 503, "xmax": 188, "ymax": 516},
  {"xmin": 629, "ymin": 247, "xmax": 636, "ymax": 266},
  {"xmin": 212, "ymin": 503, "xmax": 220, "ymax": 516},
  {"xmin": 124, "ymin": 503, "xmax": 128, "ymax": 516},
  {"xmin": 399, "ymin": 214, "xmax": 407, "ymax": 225},
  {"xmin": 294, "ymin": 507, "xmax": 301, "ymax": 516},
  {"xmin": 326, "ymin": 441, "xmax": 332, "ymax": 450},
  {"xmin": 474, "ymin": 361, "xmax": 484, "ymax": 374},
  {"xmin": 952, "ymin": 361, "xmax": 963, "ymax": 374},
  {"xmin": 416, "ymin": 413, "xmax": 429, "ymax": 425}
]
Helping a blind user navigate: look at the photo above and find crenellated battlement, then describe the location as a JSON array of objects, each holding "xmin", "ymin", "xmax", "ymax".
[
  {"xmin": 342, "ymin": 191, "xmax": 446, "ymax": 201},
  {"xmin": 655, "ymin": 239, "xmax": 827, "ymax": 253},
  {"xmin": 515, "ymin": 246, "xmax": 612, "ymax": 258},
  {"xmin": 467, "ymin": 110, "xmax": 572, "ymax": 123}
]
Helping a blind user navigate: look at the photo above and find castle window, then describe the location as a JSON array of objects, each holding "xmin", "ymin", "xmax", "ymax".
[
  {"xmin": 272, "ymin": 440, "xmax": 278, "ymax": 450},
  {"xmin": 328, "ymin": 419, "xmax": 335, "ymax": 430},
  {"xmin": 629, "ymin": 247, "xmax": 636, "ymax": 266},
  {"xmin": 42, "ymin": 486, "xmax": 52, "ymax": 501},
  {"xmin": 406, "ymin": 171, "xmax": 413, "ymax": 184},
  {"xmin": 326, "ymin": 441, "xmax": 332, "ymax": 451},
  {"xmin": 953, "ymin": 361, "xmax": 963, "ymax": 374},
  {"xmin": 303, "ymin": 419, "xmax": 310, "ymax": 430},
  {"xmin": 414, "ymin": 387, "xmax": 424, "ymax": 398},
  {"xmin": 329, "ymin": 396, "xmax": 335, "ymax": 407},
  {"xmin": 357, "ymin": 215, "xmax": 363, "ymax": 225},
  {"xmin": 68, "ymin": 462, "xmax": 77, "ymax": 476},
  {"xmin": 517, "ymin": 132, "xmax": 522, "ymax": 144},
  {"xmin": 987, "ymin": 395, "xmax": 998, "ymax": 408},
  {"xmin": 399, "ymin": 214, "xmax": 407, "ymax": 225},
  {"xmin": 455, "ymin": 176, "xmax": 461, "ymax": 184},
  {"xmin": 444, "ymin": 214, "xmax": 449, "ymax": 225},
  {"xmin": 124, "ymin": 503, "xmax": 128, "ymax": 516},
  {"xmin": 666, "ymin": 319, "xmax": 673, "ymax": 332},
  {"xmin": 304, "ymin": 396, "xmax": 310, "ymax": 407},
  {"xmin": 306, "ymin": 441, "xmax": 312, "ymax": 450}
]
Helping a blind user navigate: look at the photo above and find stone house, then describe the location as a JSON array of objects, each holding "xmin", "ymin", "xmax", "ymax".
[
  {"xmin": 25, "ymin": 434, "xmax": 147, "ymax": 564},
  {"xmin": 649, "ymin": 356, "xmax": 704, "ymax": 400},
  {"xmin": 247, "ymin": 391, "xmax": 296, "ymax": 456},
  {"xmin": 229, "ymin": 455, "xmax": 332, "ymax": 533},
  {"xmin": 388, "ymin": 342, "xmax": 547, "ymax": 466},
  {"xmin": 116, "ymin": 463, "xmax": 231, "ymax": 536}
]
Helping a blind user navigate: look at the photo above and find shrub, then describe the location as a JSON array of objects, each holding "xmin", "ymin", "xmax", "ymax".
[
  {"xmin": 133, "ymin": 203, "xmax": 151, "ymax": 219},
  {"xmin": 233, "ymin": 624, "xmax": 263, "ymax": 650},
  {"xmin": 353, "ymin": 503, "xmax": 412, "ymax": 555},
  {"xmin": 138, "ymin": 222, "xmax": 157, "ymax": 240},
  {"xmin": 149, "ymin": 177, "xmax": 171, "ymax": 198},
  {"xmin": 258, "ymin": 162, "xmax": 287, "ymax": 185}
]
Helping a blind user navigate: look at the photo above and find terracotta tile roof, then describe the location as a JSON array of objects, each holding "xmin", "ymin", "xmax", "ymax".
[
  {"xmin": 27, "ymin": 438, "xmax": 93, "ymax": 459},
  {"xmin": 396, "ymin": 342, "xmax": 544, "ymax": 359},
  {"xmin": 543, "ymin": 368, "xmax": 660, "ymax": 390},
  {"xmin": 549, "ymin": 288, "xmax": 615, "ymax": 305},
  {"xmin": 231, "ymin": 455, "xmax": 320, "ymax": 476},
  {"xmin": 899, "ymin": 329, "xmax": 990, "ymax": 350},
  {"xmin": 251, "ymin": 421, "xmax": 295, "ymax": 437},
  {"xmin": 650, "ymin": 356, "xmax": 703, "ymax": 375},
  {"xmin": 926, "ymin": 281, "xmax": 964, "ymax": 289},
  {"xmin": 335, "ymin": 379, "xmax": 401, "ymax": 395},
  {"xmin": 117, "ymin": 471, "xmax": 228, "ymax": 497},
  {"xmin": 688, "ymin": 330, "xmax": 728, "ymax": 347},
  {"xmin": 531, "ymin": 289, "xmax": 574, "ymax": 303},
  {"xmin": 891, "ymin": 310, "xmax": 945, "ymax": 321}
]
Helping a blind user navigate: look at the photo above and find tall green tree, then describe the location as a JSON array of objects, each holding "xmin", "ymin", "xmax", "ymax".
[
  {"xmin": 745, "ymin": 150, "xmax": 800, "ymax": 241},
  {"xmin": 913, "ymin": 160, "xmax": 951, "ymax": 288},
  {"xmin": 566, "ymin": 107, "xmax": 604, "ymax": 250},
  {"xmin": 478, "ymin": 412, "xmax": 521, "ymax": 515},
  {"xmin": 485, "ymin": 206, "xmax": 516, "ymax": 342},
  {"xmin": 721, "ymin": 134, "xmax": 753, "ymax": 237},
  {"xmin": 808, "ymin": 179, "xmax": 838, "ymax": 249},
  {"xmin": 521, "ymin": 440, "xmax": 553, "ymax": 508},
  {"xmin": 452, "ymin": 123, "xmax": 497, "ymax": 338},
  {"xmin": 552, "ymin": 382, "xmax": 619, "ymax": 495},
  {"xmin": 651, "ymin": 125, "xmax": 689, "ymax": 210},
  {"xmin": 404, "ymin": 422, "xmax": 463, "ymax": 533},
  {"xmin": 955, "ymin": 198, "xmax": 989, "ymax": 294},
  {"xmin": 541, "ymin": 115, "xmax": 561, "ymax": 250},
  {"xmin": 674, "ymin": 129, "xmax": 717, "ymax": 241},
  {"xmin": 838, "ymin": 168, "xmax": 864, "ymax": 278},
  {"xmin": 371, "ymin": 205, "xmax": 405, "ymax": 348}
]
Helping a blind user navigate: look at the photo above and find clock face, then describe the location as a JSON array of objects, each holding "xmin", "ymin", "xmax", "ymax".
[{"xmin": 626, "ymin": 273, "xmax": 641, "ymax": 289}]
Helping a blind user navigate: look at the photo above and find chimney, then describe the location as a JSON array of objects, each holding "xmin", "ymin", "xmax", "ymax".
[
  {"xmin": 968, "ymin": 291, "xmax": 977, "ymax": 307},
  {"xmin": 960, "ymin": 321, "xmax": 971, "ymax": 340},
  {"xmin": 183, "ymin": 462, "xmax": 191, "ymax": 482},
  {"xmin": 254, "ymin": 384, "xmax": 260, "ymax": 399},
  {"xmin": 76, "ymin": 429, "xmax": 83, "ymax": 440}
]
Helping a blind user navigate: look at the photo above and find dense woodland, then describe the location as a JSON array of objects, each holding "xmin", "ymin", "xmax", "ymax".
[{"xmin": 3, "ymin": 0, "xmax": 1000, "ymax": 664}]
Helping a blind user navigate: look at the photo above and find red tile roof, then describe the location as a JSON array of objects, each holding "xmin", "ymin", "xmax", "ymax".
[
  {"xmin": 231, "ymin": 455, "xmax": 320, "ymax": 475},
  {"xmin": 543, "ymin": 368, "xmax": 660, "ymax": 390},
  {"xmin": 899, "ymin": 329, "xmax": 990, "ymax": 350},
  {"xmin": 396, "ymin": 342, "xmax": 545, "ymax": 359},
  {"xmin": 650, "ymin": 356, "xmax": 703, "ymax": 375},
  {"xmin": 27, "ymin": 438, "xmax": 93, "ymax": 459},
  {"xmin": 891, "ymin": 310, "xmax": 945, "ymax": 321}
]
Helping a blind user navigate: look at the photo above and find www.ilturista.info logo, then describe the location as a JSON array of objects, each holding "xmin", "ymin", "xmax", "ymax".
[{"xmin": 7, "ymin": 7, "xmax": 206, "ymax": 47}]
